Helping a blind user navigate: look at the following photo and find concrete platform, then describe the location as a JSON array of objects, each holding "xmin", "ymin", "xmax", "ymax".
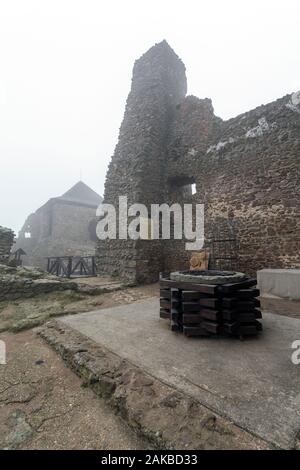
[
  {"xmin": 60, "ymin": 298, "xmax": 300, "ymax": 449},
  {"xmin": 258, "ymin": 268, "xmax": 300, "ymax": 301}
]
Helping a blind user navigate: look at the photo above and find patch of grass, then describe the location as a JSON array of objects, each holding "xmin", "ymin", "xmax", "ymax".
[{"xmin": 0, "ymin": 290, "xmax": 95, "ymax": 333}]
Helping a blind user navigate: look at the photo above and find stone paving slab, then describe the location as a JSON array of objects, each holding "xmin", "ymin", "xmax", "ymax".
[{"xmin": 60, "ymin": 298, "xmax": 300, "ymax": 449}]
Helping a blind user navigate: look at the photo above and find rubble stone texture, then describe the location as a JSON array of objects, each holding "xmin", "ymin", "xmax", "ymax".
[
  {"xmin": 0, "ymin": 226, "xmax": 15, "ymax": 264},
  {"xmin": 97, "ymin": 40, "xmax": 300, "ymax": 283}
]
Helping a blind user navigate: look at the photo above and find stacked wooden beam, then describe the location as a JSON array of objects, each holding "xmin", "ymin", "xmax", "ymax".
[{"xmin": 160, "ymin": 274, "xmax": 262, "ymax": 339}]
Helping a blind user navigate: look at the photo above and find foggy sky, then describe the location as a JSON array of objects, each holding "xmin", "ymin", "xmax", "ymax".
[{"xmin": 0, "ymin": 0, "xmax": 299, "ymax": 233}]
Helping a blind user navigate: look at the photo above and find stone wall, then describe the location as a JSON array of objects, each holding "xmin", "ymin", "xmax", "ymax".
[
  {"xmin": 0, "ymin": 226, "xmax": 15, "ymax": 264},
  {"xmin": 165, "ymin": 95, "xmax": 300, "ymax": 275},
  {"xmin": 97, "ymin": 41, "xmax": 300, "ymax": 282},
  {"xmin": 0, "ymin": 264, "xmax": 79, "ymax": 302},
  {"xmin": 97, "ymin": 40, "xmax": 187, "ymax": 283},
  {"xmin": 50, "ymin": 202, "xmax": 97, "ymax": 246}
]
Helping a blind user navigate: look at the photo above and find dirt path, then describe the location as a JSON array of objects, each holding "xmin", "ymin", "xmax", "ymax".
[{"xmin": 0, "ymin": 329, "xmax": 151, "ymax": 450}]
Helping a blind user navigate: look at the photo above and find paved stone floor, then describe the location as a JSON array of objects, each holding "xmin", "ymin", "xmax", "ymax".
[{"xmin": 61, "ymin": 298, "xmax": 300, "ymax": 449}]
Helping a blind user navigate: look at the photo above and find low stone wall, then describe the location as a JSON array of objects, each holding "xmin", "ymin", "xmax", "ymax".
[
  {"xmin": 0, "ymin": 226, "xmax": 15, "ymax": 264},
  {"xmin": 0, "ymin": 264, "xmax": 78, "ymax": 302}
]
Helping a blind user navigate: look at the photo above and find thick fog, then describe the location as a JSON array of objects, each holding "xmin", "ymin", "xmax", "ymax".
[{"xmin": 0, "ymin": 0, "xmax": 299, "ymax": 233}]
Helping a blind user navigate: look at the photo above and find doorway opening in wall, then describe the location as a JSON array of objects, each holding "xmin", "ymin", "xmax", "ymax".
[
  {"xmin": 208, "ymin": 219, "xmax": 239, "ymax": 271},
  {"xmin": 168, "ymin": 175, "xmax": 196, "ymax": 198}
]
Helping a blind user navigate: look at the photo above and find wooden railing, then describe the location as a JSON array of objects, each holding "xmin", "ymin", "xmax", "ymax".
[{"xmin": 46, "ymin": 256, "xmax": 97, "ymax": 278}]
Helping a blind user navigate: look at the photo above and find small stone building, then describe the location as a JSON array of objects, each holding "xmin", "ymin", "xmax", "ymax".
[
  {"xmin": 15, "ymin": 181, "xmax": 102, "ymax": 269},
  {"xmin": 97, "ymin": 40, "xmax": 300, "ymax": 284}
]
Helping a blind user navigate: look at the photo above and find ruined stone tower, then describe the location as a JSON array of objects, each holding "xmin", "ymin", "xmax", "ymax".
[
  {"xmin": 97, "ymin": 41, "xmax": 187, "ymax": 283},
  {"xmin": 97, "ymin": 41, "xmax": 300, "ymax": 283}
]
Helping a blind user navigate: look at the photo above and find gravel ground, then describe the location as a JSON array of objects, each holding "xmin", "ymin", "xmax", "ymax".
[
  {"xmin": 0, "ymin": 284, "xmax": 158, "ymax": 449},
  {"xmin": 0, "ymin": 329, "xmax": 151, "ymax": 450}
]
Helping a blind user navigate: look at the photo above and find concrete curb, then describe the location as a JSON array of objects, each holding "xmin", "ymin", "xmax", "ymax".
[{"xmin": 38, "ymin": 320, "xmax": 272, "ymax": 450}]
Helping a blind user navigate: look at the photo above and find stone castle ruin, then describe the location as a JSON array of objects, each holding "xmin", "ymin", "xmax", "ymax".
[
  {"xmin": 97, "ymin": 40, "xmax": 300, "ymax": 284},
  {"xmin": 15, "ymin": 181, "xmax": 102, "ymax": 269}
]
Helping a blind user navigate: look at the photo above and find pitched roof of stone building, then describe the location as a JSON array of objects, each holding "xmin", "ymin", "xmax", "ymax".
[
  {"xmin": 58, "ymin": 181, "xmax": 102, "ymax": 207},
  {"xmin": 35, "ymin": 181, "xmax": 102, "ymax": 213}
]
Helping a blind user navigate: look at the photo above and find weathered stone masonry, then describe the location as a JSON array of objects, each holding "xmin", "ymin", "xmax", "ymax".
[
  {"xmin": 97, "ymin": 41, "xmax": 187, "ymax": 283},
  {"xmin": 97, "ymin": 41, "xmax": 300, "ymax": 283}
]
